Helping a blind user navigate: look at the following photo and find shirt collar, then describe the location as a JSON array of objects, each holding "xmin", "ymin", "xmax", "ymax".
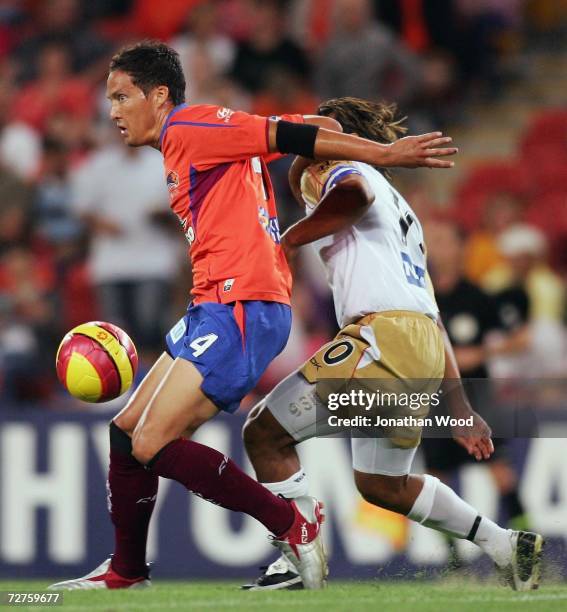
[{"xmin": 159, "ymin": 102, "xmax": 188, "ymax": 148}]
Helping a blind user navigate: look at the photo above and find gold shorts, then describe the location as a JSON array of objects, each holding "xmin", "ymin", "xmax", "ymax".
[{"xmin": 300, "ymin": 310, "xmax": 445, "ymax": 448}]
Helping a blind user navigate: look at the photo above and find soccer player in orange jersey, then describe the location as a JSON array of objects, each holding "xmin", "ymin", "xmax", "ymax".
[{"xmin": 49, "ymin": 41, "xmax": 457, "ymax": 590}]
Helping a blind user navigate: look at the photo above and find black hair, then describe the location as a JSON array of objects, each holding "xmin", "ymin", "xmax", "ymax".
[{"xmin": 109, "ymin": 40, "xmax": 186, "ymax": 106}]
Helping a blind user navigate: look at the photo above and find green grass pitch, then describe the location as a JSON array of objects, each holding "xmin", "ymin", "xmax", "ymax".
[{"xmin": 2, "ymin": 580, "xmax": 567, "ymax": 612}]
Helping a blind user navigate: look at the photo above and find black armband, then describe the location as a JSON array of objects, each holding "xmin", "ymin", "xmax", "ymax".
[{"xmin": 275, "ymin": 120, "xmax": 319, "ymax": 157}]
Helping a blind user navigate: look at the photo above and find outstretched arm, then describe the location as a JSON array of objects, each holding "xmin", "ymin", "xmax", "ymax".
[{"xmin": 268, "ymin": 119, "xmax": 458, "ymax": 169}]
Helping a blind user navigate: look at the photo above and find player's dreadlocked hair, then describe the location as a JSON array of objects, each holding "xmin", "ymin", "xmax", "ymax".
[
  {"xmin": 317, "ymin": 97, "xmax": 407, "ymax": 178},
  {"xmin": 110, "ymin": 41, "xmax": 186, "ymax": 106}
]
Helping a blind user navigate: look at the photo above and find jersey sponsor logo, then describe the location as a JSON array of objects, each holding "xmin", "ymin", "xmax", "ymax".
[
  {"xmin": 401, "ymin": 252, "xmax": 426, "ymax": 288},
  {"xmin": 168, "ymin": 317, "xmax": 187, "ymax": 344},
  {"xmin": 216, "ymin": 107, "xmax": 234, "ymax": 122},
  {"xmin": 166, "ymin": 170, "xmax": 180, "ymax": 191},
  {"xmin": 223, "ymin": 278, "xmax": 235, "ymax": 292},
  {"xmin": 258, "ymin": 206, "xmax": 281, "ymax": 244}
]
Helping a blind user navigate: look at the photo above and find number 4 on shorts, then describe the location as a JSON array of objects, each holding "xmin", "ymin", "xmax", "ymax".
[{"xmin": 189, "ymin": 333, "xmax": 219, "ymax": 357}]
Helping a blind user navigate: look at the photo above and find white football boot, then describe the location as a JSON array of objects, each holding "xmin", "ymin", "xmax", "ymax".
[
  {"xmin": 270, "ymin": 496, "xmax": 328, "ymax": 589},
  {"xmin": 48, "ymin": 557, "xmax": 151, "ymax": 590}
]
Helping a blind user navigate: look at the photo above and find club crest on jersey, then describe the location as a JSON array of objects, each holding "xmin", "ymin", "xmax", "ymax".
[
  {"xmin": 217, "ymin": 107, "xmax": 234, "ymax": 122},
  {"xmin": 258, "ymin": 206, "xmax": 281, "ymax": 244},
  {"xmin": 166, "ymin": 170, "xmax": 179, "ymax": 192}
]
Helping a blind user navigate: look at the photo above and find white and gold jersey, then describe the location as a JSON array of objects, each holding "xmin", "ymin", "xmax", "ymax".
[{"xmin": 300, "ymin": 160, "xmax": 438, "ymax": 327}]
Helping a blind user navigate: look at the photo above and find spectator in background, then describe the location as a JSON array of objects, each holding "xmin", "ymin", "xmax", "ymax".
[
  {"xmin": 170, "ymin": 1, "xmax": 235, "ymax": 97},
  {"xmin": 128, "ymin": 0, "xmax": 202, "ymax": 41},
  {"xmin": 0, "ymin": 170, "xmax": 34, "ymax": 254},
  {"xmin": 486, "ymin": 224, "xmax": 566, "ymax": 378},
  {"xmin": 14, "ymin": 0, "xmax": 109, "ymax": 83},
  {"xmin": 490, "ymin": 224, "xmax": 565, "ymax": 323},
  {"xmin": 316, "ymin": 0, "xmax": 420, "ymax": 104},
  {"xmin": 289, "ymin": 0, "xmax": 337, "ymax": 52},
  {"xmin": 71, "ymin": 141, "xmax": 181, "ymax": 358},
  {"xmin": 464, "ymin": 193, "xmax": 524, "ymax": 286},
  {"xmin": 406, "ymin": 49, "xmax": 461, "ymax": 132},
  {"xmin": 425, "ymin": 217, "xmax": 529, "ymax": 390},
  {"xmin": 374, "ymin": 0, "xmax": 459, "ymax": 53},
  {"xmin": 32, "ymin": 135, "xmax": 97, "ymax": 335},
  {"xmin": 252, "ymin": 67, "xmax": 319, "ymax": 117},
  {"xmin": 0, "ymin": 0, "xmax": 27, "ymax": 60},
  {"xmin": 0, "ymin": 182, "xmax": 58, "ymax": 403},
  {"xmin": 171, "ymin": 35, "xmax": 249, "ymax": 110},
  {"xmin": 12, "ymin": 40, "xmax": 94, "ymax": 135},
  {"xmin": 83, "ymin": 0, "xmax": 134, "ymax": 22},
  {"xmin": 455, "ymin": 0, "xmax": 523, "ymax": 97},
  {"xmin": 0, "ymin": 67, "xmax": 41, "ymax": 181},
  {"xmin": 230, "ymin": 0, "xmax": 310, "ymax": 94},
  {"xmin": 34, "ymin": 137, "xmax": 83, "ymax": 254},
  {"xmin": 422, "ymin": 217, "xmax": 531, "ymax": 568},
  {"xmin": 0, "ymin": 246, "xmax": 58, "ymax": 402}
]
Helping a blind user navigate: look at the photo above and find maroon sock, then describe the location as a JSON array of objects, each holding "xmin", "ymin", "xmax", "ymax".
[
  {"xmin": 108, "ymin": 422, "xmax": 157, "ymax": 578},
  {"xmin": 149, "ymin": 438, "xmax": 294, "ymax": 536}
]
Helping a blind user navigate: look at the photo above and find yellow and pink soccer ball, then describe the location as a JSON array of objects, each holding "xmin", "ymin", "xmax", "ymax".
[{"xmin": 56, "ymin": 322, "xmax": 138, "ymax": 402}]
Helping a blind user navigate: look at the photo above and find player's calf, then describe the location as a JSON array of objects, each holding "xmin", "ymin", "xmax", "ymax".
[
  {"xmin": 243, "ymin": 401, "xmax": 294, "ymax": 456},
  {"xmin": 354, "ymin": 471, "xmax": 423, "ymax": 515},
  {"xmin": 243, "ymin": 401, "xmax": 300, "ymax": 483}
]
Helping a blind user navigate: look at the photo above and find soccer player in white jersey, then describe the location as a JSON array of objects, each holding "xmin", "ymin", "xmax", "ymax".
[{"xmin": 242, "ymin": 97, "xmax": 544, "ymax": 592}]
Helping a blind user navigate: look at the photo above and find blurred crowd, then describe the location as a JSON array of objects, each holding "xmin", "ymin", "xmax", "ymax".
[{"xmin": 0, "ymin": 0, "xmax": 566, "ymax": 407}]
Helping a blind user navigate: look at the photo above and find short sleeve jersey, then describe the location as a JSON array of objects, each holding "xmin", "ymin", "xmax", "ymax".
[
  {"xmin": 299, "ymin": 159, "xmax": 439, "ymax": 327},
  {"xmin": 160, "ymin": 104, "xmax": 303, "ymax": 305}
]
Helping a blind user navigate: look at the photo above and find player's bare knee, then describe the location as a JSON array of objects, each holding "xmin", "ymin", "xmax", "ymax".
[
  {"xmin": 113, "ymin": 412, "xmax": 137, "ymax": 436},
  {"xmin": 355, "ymin": 472, "xmax": 409, "ymax": 512},
  {"xmin": 131, "ymin": 431, "xmax": 161, "ymax": 465},
  {"xmin": 113, "ymin": 395, "xmax": 147, "ymax": 435}
]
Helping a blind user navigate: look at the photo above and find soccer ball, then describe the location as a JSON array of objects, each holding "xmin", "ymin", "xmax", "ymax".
[{"xmin": 56, "ymin": 321, "xmax": 138, "ymax": 402}]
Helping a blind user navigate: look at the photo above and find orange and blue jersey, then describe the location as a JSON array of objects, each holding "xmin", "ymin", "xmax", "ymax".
[{"xmin": 160, "ymin": 103, "xmax": 304, "ymax": 306}]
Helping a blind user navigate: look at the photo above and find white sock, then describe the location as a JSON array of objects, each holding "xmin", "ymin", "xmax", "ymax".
[
  {"xmin": 474, "ymin": 517, "xmax": 514, "ymax": 567},
  {"xmin": 262, "ymin": 468, "xmax": 309, "ymax": 499},
  {"xmin": 408, "ymin": 474, "xmax": 513, "ymax": 566}
]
